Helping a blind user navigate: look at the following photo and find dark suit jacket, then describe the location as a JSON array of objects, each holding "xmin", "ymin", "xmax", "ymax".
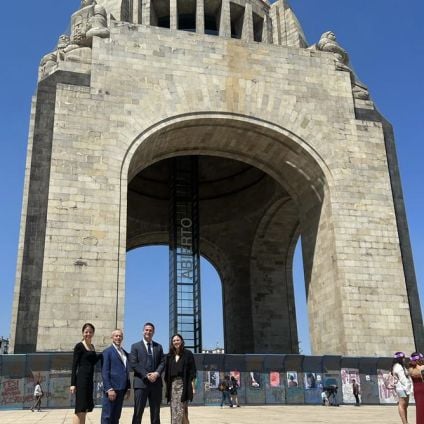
[
  {"xmin": 129, "ymin": 340, "xmax": 165, "ymax": 389},
  {"xmin": 101, "ymin": 344, "xmax": 131, "ymax": 392}
]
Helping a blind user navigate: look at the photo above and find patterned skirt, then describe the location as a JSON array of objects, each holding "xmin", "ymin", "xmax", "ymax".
[{"xmin": 171, "ymin": 378, "xmax": 189, "ymax": 424}]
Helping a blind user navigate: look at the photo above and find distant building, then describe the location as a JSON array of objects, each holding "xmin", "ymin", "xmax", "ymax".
[
  {"xmin": 202, "ymin": 347, "xmax": 225, "ymax": 354},
  {"xmin": 0, "ymin": 337, "xmax": 9, "ymax": 354}
]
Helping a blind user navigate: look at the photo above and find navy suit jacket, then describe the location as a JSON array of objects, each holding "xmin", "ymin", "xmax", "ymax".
[
  {"xmin": 129, "ymin": 340, "xmax": 165, "ymax": 389},
  {"xmin": 101, "ymin": 344, "xmax": 131, "ymax": 392}
]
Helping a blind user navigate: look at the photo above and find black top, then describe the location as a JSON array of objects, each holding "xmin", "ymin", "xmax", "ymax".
[
  {"xmin": 164, "ymin": 349, "xmax": 197, "ymax": 403},
  {"xmin": 169, "ymin": 356, "xmax": 184, "ymax": 379}
]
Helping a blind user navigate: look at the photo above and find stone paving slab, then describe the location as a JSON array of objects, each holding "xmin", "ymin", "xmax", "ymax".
[{"xmin": 0, "ymin": 405, "xmax": 416, "ymax": 424}]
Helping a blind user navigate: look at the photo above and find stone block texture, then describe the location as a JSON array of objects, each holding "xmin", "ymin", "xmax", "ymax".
[{"xmin": 10, "ymin": 0, "xmax": 423, "ymax": 356}]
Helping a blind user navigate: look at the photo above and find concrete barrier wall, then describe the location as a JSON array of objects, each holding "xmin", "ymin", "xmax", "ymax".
[{"xmin": 0, "ymin": 353, "xmax": 399, "ymax": 409}]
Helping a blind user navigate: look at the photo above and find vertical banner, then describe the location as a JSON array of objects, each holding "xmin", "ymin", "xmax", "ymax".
[
  {"xmin": 204, "ymin": 371, "xmax": 221, "ymax": 405},
  {"xmin": 286, "ymin": 371, "xmax": 304, "ymax": 404},
  {"xmin": 266, "ymin": 371, "xmax": 285, "ymax": 404},
  {"xmin": 0, "ymin": 377, "xmax": 24, "ymax": 408},
  {"xmin": 287, "ymin": 371, "xmax": 298, "ymax": 388},
  {"xmin": 191, "ymin": 371, "xmax": 204, "ymax": 405},
  {"xmin": 323, "ymin": 373, "xmax": 341, "ymax": 406},
  {"xmin": 341, "ymin": 368, "xmax": 360, "ymax": 404},
  {"xmin": 246, "ymin": 372, "xmax": 265, "ymax": 404},
  {"xmin": 48, "ymin": 371, "xmax": 72, "ymax": 408},
  {"xmin": 304, "ymin": 372, "xmax": 322, "ymax": 404},
  {"xmin": 377, "ymin": 369, "xmax": 398, "ymax": 404}
]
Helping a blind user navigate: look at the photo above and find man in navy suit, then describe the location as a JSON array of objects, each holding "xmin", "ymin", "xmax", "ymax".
[
  {"xmin": 101, "ymin": 329, "xmax": 131, "ymax": 424},
  {"xmin": 130, "ymin": 322, "xmax": 165, "ymax": 424}
]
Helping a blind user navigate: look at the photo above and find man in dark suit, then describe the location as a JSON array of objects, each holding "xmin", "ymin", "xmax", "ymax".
[
  {"xmin": 130, "ymin": 322, "xmax": 165, "ymax": 424},
  {"xmin": 101, "ymin": 329, "xmax": 131, "ymax": 424}
]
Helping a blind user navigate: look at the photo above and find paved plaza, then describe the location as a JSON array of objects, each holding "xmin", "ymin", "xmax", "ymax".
[{"xmin": 0, "ymin": 405, "xmax": 416, "ymax": 424}]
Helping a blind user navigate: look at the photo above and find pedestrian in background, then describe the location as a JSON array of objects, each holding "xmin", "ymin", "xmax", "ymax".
[
  {"xmin": 230, "ymin": 376, "xmax": 240, "ymax": 407},
  {"xmin": 392, "ymin": 351, "xmax": 413, "ymax": 424},
  {"xmin": 30, "ymin": 380, "xmax": 43, "ymax": 412},
  {"xmin": 219, "ymin": 375, "xmax": 233, "ymax": 408},
  {"xmin": 351, "ymin": 379, "xmax": 360, "ymax": 406}
]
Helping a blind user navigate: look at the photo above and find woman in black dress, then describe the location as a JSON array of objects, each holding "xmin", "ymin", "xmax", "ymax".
[
  {"xmin": 70, "ymin": 323, "xmax": 99, "ymax": 424},
  {"xmin": 164, "ymin": 334, "xmax": 197, "ymax": 424}
]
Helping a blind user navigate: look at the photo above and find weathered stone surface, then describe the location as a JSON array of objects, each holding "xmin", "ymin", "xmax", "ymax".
[{"xmin": 10, "ymin": 0, "xmax": 423, "ymax": 356}]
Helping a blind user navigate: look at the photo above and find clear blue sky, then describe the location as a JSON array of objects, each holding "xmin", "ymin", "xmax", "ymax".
[{"xmin": 1, "ymin": 1, "xmax": 423, "ymax": 354}]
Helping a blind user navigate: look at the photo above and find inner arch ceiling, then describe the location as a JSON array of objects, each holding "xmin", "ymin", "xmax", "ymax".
[{"xmin": 123, "ymin": 115, "xmax": 332, "ymax": 353}]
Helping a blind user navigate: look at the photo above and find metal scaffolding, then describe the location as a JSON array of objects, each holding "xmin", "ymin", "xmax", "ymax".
[{"xmin": 169, "ymin": 156, "xmax": 202, "ymax": 352}]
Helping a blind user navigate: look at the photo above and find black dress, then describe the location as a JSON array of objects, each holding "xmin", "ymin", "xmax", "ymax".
[{"xmin": 71, "ymin": 342, "xmax": 99, "ymax": 413}]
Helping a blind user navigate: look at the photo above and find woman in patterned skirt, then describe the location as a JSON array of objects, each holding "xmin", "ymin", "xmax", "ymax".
[{"xmin": 164, "ymin": 334, "xmax": 197, "ymax": 424}]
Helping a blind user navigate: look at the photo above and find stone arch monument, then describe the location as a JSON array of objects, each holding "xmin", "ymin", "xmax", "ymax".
[{"xmin": 11, "ymin": 0, "xmax": 423, "ymax": 356}]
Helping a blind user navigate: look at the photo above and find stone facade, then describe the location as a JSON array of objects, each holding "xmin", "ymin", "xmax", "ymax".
[{"xmin": 10, "ymin": 0, "xmax": 423, "ymax": 355}]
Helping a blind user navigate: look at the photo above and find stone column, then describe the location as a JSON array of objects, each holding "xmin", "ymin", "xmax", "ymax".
[
  {"xmin": 132, "ymin": 0, "xmax": 140, "ymax": 24},
  {"xmin": 270, "ymin": 0, "xmax": 285, "ymax": 45},
  {"xmin": 241, "ymin": 3, "xmax": 253, "ymax": 42},
  {"xmin": 141, "ymin": 0, "xmax": 150, "ymax": 25},
  {"xmin": 170, "ymin": 0, "xmax": 178, "ymax": 30},
  {"xmin": 196, "ymin": 0, "xmax": 205, "ymax": 34},
  {"xmin": 219, "ymin": 0, "xmax": 231, "ymax": 37},
  {"xmin": 262, "ymin": 15, "xmax": 272, "ymax": 43}
]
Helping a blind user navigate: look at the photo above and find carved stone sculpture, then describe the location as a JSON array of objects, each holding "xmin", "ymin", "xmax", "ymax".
[
  {"xmin": 38, "ymin": 1, "xmax": 110, "ymax": 78},
  {"xmin": 87, "ymin": 3, "xmax": 110, "ymax": 38},
  {"xmin": 38, "ymin": 35, "xmax": 71, "ymax": 80},
  {"xmin": 57, "ymin": 34, "xmax": 71, "ymax": 60},
  {"xmin": 316, "ymin": 31, "xmax": 370, "ymax": 100},
  {"xmin": 39, "ymin": 52, "xmax": 57, "ymax": 80},
  {"xmin": 317, "ymin": 31, "xmax": 349, "ymax": 68},
  {"xmin": 64, "ymin": 0, "xmax": 109, "ymax": 62}
]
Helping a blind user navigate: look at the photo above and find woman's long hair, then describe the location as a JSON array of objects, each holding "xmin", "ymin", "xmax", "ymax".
[{"xmin": 169, "ymin": 333, "xmax": 185, "ymax": 356}]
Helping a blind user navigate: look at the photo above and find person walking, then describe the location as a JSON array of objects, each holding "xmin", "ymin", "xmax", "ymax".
[
  {"xmin": 230, "ymin": 376, "xmax": 240, "ymax": 407},
  {"xmin": 101, "ymin": 329, "xmax": 131, "ymax": 424},
  {"xmin": 30, "ymin": 380, "xmax": 43, "ymax": 412},
  {"xmin": 70, "ymin": 323, "xmax": 100, "ymax": 424},
  {"xmin": 408, "ymin": 352, "xmax": 424, "ymax": 424},
  {"xmin": 392, "ymin": 351, "xmax": 413, "ymax": 424},
  {"xmin": 164, "ymin": 334, "xmax": 197, "ymax": 424},
  {"xmin": 219, "ymin": 375, "xmax": 233, "ymax": 408},
  {"xmin": 351, "ymin": 379, "xmax": 360, "ymax": 406},
  {"xmin": 129, "ymin": 322, "xmax": 165, "ymax": 424}
]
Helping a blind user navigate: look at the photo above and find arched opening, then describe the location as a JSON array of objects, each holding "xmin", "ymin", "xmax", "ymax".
[
  {"xmin": 204, "ymin": 0, "xmax": 221, "ymax": 35},
  {"xmin": 230, "ymin": 3, "xmax": 244, "ymax": 39},
  {"xmin": 293, "ymin": 238, "xmax": 310, "ymax": 354},
  {"xmin": 124, "ymin": 245, "xmax": 224, "ymax": 351},
  {"xmin": 177, "ymin": 0, "xmax": 196, "ymax": 32},
  {"xmin": 121, "ymin": 114, "xmax": 332, "ymax": 354}
]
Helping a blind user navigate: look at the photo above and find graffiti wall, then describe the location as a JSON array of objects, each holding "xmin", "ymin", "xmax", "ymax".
[{"xmin": 0, "ymin": 353, "xmax": 397, "ymax": 409}]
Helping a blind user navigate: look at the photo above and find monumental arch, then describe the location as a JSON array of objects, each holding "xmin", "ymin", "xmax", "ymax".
[{"xmin": 11, "ymin": 0, "xmax": 423, "ymax": 356}]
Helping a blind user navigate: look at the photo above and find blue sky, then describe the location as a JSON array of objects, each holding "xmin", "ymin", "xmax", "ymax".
[{"xmin": 0, "ymin": 0, "xmax": 423, "ymax": 354}]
